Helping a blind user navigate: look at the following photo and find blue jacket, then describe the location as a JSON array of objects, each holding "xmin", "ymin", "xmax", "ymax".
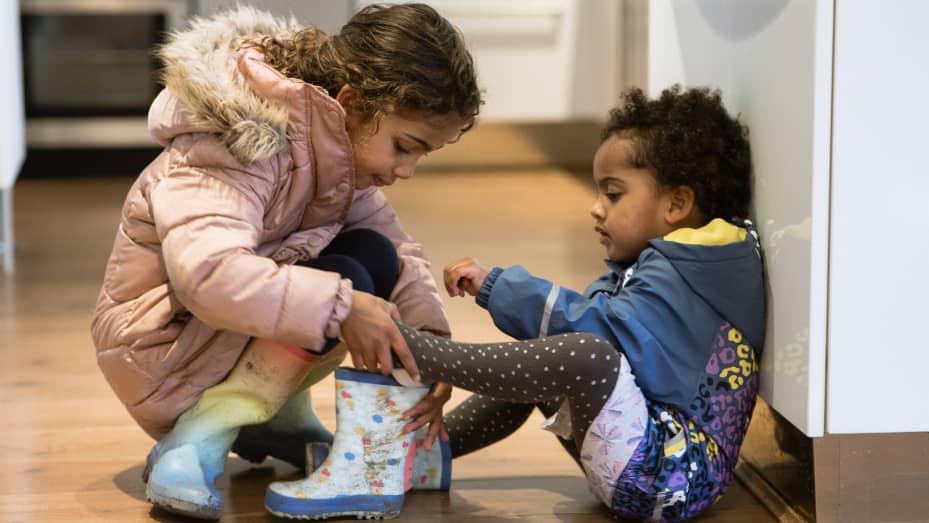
[{"xmin": 476, "ymin": 218, "xmax": 765, "ymax": 437}]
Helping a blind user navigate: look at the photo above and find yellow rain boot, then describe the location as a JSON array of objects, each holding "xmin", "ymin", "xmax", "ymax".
[
  {"xmin": 232, "ymin": 344, "xmax": 347, "ymax": 469},
  {"xmin": 142, "ymin": 340, "xmax": 338, "ymax": 519}
]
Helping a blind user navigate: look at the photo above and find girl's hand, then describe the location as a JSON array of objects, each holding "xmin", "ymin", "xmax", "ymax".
[
  {"xmin": 402, "ymin": 382, "xmax": 453, "ymax": 450},
  {"xmin": 340, "ymin": 291, "xmax": 420, "ymax": 382},
  {"xmin": 444, "ymin": 257, "xmax": 490, "ymax": 297}
]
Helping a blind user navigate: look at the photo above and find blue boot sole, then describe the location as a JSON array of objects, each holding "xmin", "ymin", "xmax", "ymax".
[{"xmin": 265, "ymin": 491, "xmax": 404, "ymax": 520}]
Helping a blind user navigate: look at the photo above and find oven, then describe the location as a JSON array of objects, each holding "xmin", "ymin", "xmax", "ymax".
[{"xmin": 20, "ymin": 0, "xmax": 190, "ymax": 148}]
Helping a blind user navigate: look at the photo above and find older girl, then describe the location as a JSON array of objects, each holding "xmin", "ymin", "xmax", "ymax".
[{"xmin": 91, "ymin": 4, "xmax": 480, "ymax": 518}]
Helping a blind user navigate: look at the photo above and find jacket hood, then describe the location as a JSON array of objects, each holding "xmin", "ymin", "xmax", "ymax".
[
  {"xmin": 152, "ymin": 6, "xmax": 305, "ymax": 163},
  {"xmin": 648, "ymin": 218, "xmax": 766, "ymax": 349}
]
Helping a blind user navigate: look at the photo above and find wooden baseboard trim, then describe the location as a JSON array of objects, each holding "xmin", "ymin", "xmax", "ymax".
[{"xmin": 734, "ymin": 458, "xmax": 810, "ymax": 523}]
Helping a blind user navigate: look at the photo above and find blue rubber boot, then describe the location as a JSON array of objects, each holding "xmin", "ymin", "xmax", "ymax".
[
  {"xmin": 142, "ymin": 341, "xmax": 331, "ymax": 519},
  {"xmin": 265, "ymin": 368, "xmax": 429, "ymax": 520}
]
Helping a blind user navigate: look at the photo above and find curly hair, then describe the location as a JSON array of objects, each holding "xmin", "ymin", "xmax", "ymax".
[
  {"xmin": 250, "ymin": 3, "xmax": 482, "ymax": 131},
  {"xmin": 601, "ymin": 85, "xmax": 752, "ymax": 220}
]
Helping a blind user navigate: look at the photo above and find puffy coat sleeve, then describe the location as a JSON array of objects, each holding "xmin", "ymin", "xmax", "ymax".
[
  {"xmin": 149, "ymin": 165, "xmax": 352, "ymax": 352},
  {"xmin": 482, "ymin": 254, "xmax": 706, "ymax": 407},
  {"xmin": 342, "ymin": 187, "xmax": 450, "ymax": 337}
]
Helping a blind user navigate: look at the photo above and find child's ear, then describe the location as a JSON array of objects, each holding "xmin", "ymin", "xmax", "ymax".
[
  {"xmin": 665, "ymin": 185, "xmax": 698, "ymax": 226},
  {"xmin": 335, "ymin": 84, "xmax": 356, "ymax": 108}
]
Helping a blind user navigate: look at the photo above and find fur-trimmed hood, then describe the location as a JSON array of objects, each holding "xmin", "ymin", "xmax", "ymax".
[{"xmin": 150, "ymin": 6, "xmax": 306, "ymax": 164}]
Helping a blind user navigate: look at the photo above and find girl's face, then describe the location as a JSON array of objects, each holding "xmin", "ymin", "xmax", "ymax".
[
  {"xmin": 341, "ymin": 91, "xmax": 467, "ymax": 190},
  {"xmin": 590, "ymin": 136, "xmax": 675, "ymax": 264}
]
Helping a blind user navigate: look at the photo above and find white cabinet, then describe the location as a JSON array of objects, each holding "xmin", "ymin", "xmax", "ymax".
[
  {"xmin": 1, "ymin": 0, "xmax": 25, "ymax": 274},
  {"xmin": 201, "ymin": 1, "xmax": 622, "ymax": 123},
  {"xmin": 643, "ymin": 0, "xmax": 929, "ymax": 436},
  {"xmin": 360, "ymin": 0, "xmax": 622, "ymax": 122},
  {"xmin": 825, "ymin": 1, "xmax": 929, "ymax": 434},
  {"xmin": 196, "ymin": 0, "xmax": 351, "ymax": 34}
]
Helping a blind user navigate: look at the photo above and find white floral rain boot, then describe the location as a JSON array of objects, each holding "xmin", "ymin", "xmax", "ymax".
[
  {"xmin": 306, "ymin": 425, "xmax": 451, "ymax": 491},
  {"xmin": 264, "ymin": 367, "xmax": 429, "ymax": 519},
  {"xmin": 406, "ymin": 429, "xmax": 451, "ymax": 491}
]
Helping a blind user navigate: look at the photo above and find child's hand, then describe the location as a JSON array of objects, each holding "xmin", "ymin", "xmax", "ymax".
[
  {"xmin": 340, "ymin": 291, "xmax": 420, "ymax": 382},
  {"xmin": 444, "ymin": 257, "xmax": 490, "ymax": 297},
  {"xmin": 402, "ymin": 382, "xmax": 452, "ymax": 450}
]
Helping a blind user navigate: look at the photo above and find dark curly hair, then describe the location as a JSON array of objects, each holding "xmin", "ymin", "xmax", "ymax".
[
  {"xmin": 252, "ymin": 3, "xmax": 482, "ymax": 131},
  {"xmin": 601, "ymin": 85, "xmax": 752, "ymax": 220}
]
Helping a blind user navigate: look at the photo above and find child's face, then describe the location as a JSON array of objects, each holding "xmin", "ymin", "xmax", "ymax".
[
  {"xmin": 345, "ymin": 109, "xmax": 467, "ymax": 190},
  {"xmin": 590, "ymin": 136, "xmax": 675, "ymax": 264}
]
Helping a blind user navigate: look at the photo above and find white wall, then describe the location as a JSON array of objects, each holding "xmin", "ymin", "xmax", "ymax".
[{"xmin": 644, "ymin": 0, "xmax": 832, "ymax": 436}]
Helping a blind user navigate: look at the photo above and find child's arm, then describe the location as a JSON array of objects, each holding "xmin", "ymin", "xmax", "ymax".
[
  {"xmin": 444, "ymin": 257, "xmax": 490, "ymax": 297},
  {"xmin": 338, "ymin": 289, "xmax": 418, "ymax": 380},
  {"xmin": 478, "ymin": 256, "xmax": 708, "ymax": 407},
  {"xmin": 472, "ymin": 265, "xmax": 580, "ymax": 340},
  {"xmin": 151, "ymin": 168, "xmax": 351, "ymax": 353}
]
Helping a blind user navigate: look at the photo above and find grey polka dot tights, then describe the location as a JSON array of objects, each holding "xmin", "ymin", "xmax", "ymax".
[
  {"xmin": 395, "ymin": 323, "xmax": 621, "ymax": 450},
  {"xmin": 443, "ymin": 395, "xmax": 582, "ymax": 465}
]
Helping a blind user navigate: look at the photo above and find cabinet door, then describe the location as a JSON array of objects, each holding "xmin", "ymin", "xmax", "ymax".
[{"xmin": 826, "ymin": 0, "xmax": 929, "ymax": 434}]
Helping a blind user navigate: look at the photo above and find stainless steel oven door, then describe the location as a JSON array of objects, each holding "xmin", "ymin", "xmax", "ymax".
[{"xmin": 21, "ymin": 0, "xmax": 189, "ymax": 148}]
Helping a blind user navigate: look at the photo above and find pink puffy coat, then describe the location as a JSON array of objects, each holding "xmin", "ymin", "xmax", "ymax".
[{"xmin": 90, "ymin": 9, "xmax": 450, "ymax": 439}]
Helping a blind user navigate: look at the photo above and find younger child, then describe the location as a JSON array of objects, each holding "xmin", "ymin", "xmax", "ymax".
[
  {"xmin": 266, "ymin": 85, "xmax": 763, "ymax": 522},
  {"xmin": 90, "ymin": 4, "xmax": 479, "ymax": 519}
]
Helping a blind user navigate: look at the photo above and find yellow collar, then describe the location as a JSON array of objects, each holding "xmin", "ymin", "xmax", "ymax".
[{"xmin": 663, "ymin": 218, "xmax": 746, "ymax": 247}]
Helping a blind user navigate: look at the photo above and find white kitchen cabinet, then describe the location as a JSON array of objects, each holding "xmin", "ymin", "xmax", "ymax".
[
  {"xmin": 1, "ymin": 0, "xmax": 26, "ymax": 274},
  {"xmin": 643, "ymin": 0, "xmax": 929, "ymax": 436},
  {"xmin": 200, "ymin": 1, "xmax": 623, "ymax": 123},
  {"xmin": 359, "ymin": 0, "xmax": 622, "ymax": 122},
  {"xmin": 196, "ymin": 0, "xmax": 351, "ymax": 34}
]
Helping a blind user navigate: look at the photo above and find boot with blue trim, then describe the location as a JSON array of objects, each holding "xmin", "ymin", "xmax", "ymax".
[
  {"xmin": 142, "ymin": 340, "xmax": 334, "ymax": 519},
  {"xmin": 306, "ymin": 423, "xmax": 451, "ymax": 491},
  {"xmin": 264, "ymin": 367, "xmax": 429, "ymax": 519}
]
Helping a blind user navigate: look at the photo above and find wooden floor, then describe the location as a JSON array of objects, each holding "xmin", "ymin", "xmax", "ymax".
[{"xmin": 0, "ymin": 170, "xmax": 777, "ymax": 522}]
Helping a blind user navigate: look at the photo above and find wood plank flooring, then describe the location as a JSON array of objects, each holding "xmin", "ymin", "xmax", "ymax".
[{"xmin": 0, "ymin": 171, "xmax": 776, "ymax": 522}]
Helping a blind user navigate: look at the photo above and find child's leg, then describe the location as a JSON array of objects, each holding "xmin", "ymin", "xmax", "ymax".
[
  {"xmin": 444, "ymin": 396, "xmax": 581, "ymax": 465},
  {"xmin": 230, "ymin": 346, "xmax": 346, "ymax": 469},
  {"xmin": 143, "ymin": 338, "xmax": 320, "ymax": 519},
  {"xmin": 399, "ymin": 323, "xmax": 647, "ymax": 509},
  {"xmin": 319, "ymin": 228, "xmax": 399, "ymax": 299},
  {"xmin": 231, "ymin": 229, "xmax": 397, "ymax": 468},
  {"xmin": 444, "ymin": 395, "xmax": 534, "ymax": 457},
  {"xmin": 396, "ymin": 323, "xmax": 620, "ymax": 449}
]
